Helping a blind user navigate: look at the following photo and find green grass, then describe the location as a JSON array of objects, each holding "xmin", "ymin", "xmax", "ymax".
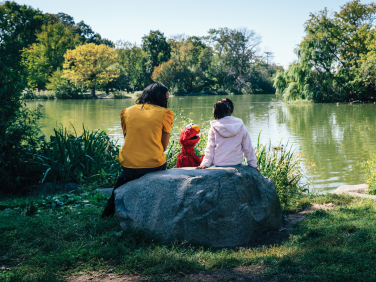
[{"xmin": 2, "ymin": 191, "xmax": 376, "ymax": 281}]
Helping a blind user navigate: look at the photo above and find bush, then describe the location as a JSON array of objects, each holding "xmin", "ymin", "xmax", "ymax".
[
  {"xmin": 204, "ymin": 89, "xmax": 217, "ymax": 95},
  {"xmin": 255, "ymin": 133, "xmax": 308, "ymax": 210},
  {"xmin": 0, "ymin": 105, "xmax": 45, "ymax": 194},
  {"xmin": 113, "ymin": 91, "xmax": 130, "ymax": 99},
  {"xmin": 33, "ymin": 126, "xmax": 121, "ymax": 188},
  {"xmin": 21, "ymin": 89, "xmax": 55, "ymax": 100},
  {"xmin": 216, "ymin": 89, "xmax": 229, "ymax": 96},
  {"xmin": 364, "ymin": 155, "xmax": 376, "ymax": 195},
  {"xmin": 46, "ymin": 69, "xmax": 83, "ymax": 99}
]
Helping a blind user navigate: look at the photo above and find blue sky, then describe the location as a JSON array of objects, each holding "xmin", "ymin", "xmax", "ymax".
[{"xmin": 17, "ymin": 0, "xmax": 375, "ymax": 68}]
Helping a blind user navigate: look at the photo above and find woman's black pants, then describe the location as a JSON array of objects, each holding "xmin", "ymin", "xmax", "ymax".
[{"xmin": 101, "ymin": 163, "xmax": 167, "ymax": 218}]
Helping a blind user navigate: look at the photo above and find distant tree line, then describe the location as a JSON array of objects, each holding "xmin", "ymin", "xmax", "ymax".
[
  {"xmin": 117, "ymin": 30, "xmax": 282, "ymax": 95},
  {"xmin": 275, "ymin": 0, "xmax": 376, "ymax": 102},
  {"xmin": 1, "ymin": 1, "xmax": 282, "ymax": 99}
]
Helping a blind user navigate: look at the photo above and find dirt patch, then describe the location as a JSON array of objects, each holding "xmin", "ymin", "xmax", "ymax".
[
  {"xmin": 178, "ymin": 266, "xmax": 276, "ymax": 281},
  {"xmin": 66, "ymin": 266, "xmax": 274, "ymax": 282},
  {"xmin": 305, "ymin": 203, "xmax": 335, "ymax": 211},
  {"xmin": 66, "ymin": 273, "xmax": 141, "ymax": 282}
]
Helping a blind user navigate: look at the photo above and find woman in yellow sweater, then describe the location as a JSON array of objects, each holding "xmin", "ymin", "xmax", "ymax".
[{"xmin": 102, "ymin": 83, "xmax": 174, "ymax": 218}]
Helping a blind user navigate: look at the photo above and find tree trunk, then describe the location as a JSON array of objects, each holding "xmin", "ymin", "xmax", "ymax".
[{"xmin": 91, "ymin": 87, "xmax": 96, "ymax": 98}]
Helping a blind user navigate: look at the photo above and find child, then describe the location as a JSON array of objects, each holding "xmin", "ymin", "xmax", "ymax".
[{"xmin": 197, "ymin": 98, "xmax": 258, "ymax": 170}]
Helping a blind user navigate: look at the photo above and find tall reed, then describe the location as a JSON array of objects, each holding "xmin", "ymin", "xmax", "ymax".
[
  {"xmin": 254, "ymin": 132, "xmax": 308, "ymax": 210},
  {"xmin": 33, "ymin": 126, "xmax": 121, "ymax": 188},
  {"xmin": 363, "ymin": 154, "xmax": 376, "ymax": 195}
]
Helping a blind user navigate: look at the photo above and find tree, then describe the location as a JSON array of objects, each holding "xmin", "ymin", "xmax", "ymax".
[
  {"xmin": 153, "ymin": 35, "xmax": 213, "ymax": 93},
  {"xmin": 115, "ymin": 41, "xmax": 146, "ymax": 92},
  {"xmin": 0, "ymin": 1, "xmax": 45, "ymax": 87},
  {"xmin": 208, "ymin": 28, "xmax": 261, "ymax": 93},
  {"xmin": 44, "ymin": 12, "xmax": 114, "ymax": 47},
  {"xmin": 0, "ymin": 1, "xmax": 46, "ymax": 192},
  {"xmin": 275, "ymin": 0, "xmax": 376, "ymax": 102},
  {"xmin": 63, "ymin": 43, "xmax": 120, "ymax": 97},
  {"xmin": 142, "ymin": 30, "xmax": 171, "ymax": 84},
  {"xmin": 22, "ymin": 22, "xmax": 81, "ymax": 89}
]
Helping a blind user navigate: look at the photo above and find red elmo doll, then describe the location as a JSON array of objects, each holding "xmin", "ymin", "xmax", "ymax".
[{"xmin": 176, "ymin": 123, "xmax": 204, "ymax": 168}]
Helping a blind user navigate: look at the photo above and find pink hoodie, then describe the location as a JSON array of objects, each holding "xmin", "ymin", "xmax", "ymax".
[{"xmin": 200, "ymin": 116, "xmax": 257, "ymax": 168}]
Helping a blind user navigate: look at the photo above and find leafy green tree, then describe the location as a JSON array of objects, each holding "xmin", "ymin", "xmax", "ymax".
[
  {"xmin": 153, "ymin": 35, "xmax": 212, "ymax": 93},
  {"xmin": 46, "ymin": 68, "xmax": 84, "ymax": 98},
  {"xmin": 44, "ymin": 12, "xmax": 114, "ymax": 47},
  {"xmin": 0, "ymin": 1, "xmax": 45, "ymax": 87},
  {"xmin": 63, "ymin": 43, "xmax": 120, "ymax": 97},
  {"xmin": 22, "ymin": 22, "xmax": 81, "ymax": 89},
  {"xmin": 115, "ymin": 41, "xmax": 146, "ymax": 92},
  {"xmin": 0, "ymin": 1, "xmax": 48, "ymax": 192},
  {"xmin": 208, "ymin": 28, "xmax": 262, "ymax": 93},
  {"xmin": 142, "ymin": 30, "xmax": 171, "ymax": 85},
  {"xmin": 275, "ymin": 0, "xmax": 376, "ymax": 102}
]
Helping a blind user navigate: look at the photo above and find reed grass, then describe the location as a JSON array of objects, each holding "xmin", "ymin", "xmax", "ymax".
[
  {"xmin": 32, "ymin": 126, "xmax": 121, "ymax": 188},
  {"xmin": 255, "ymin": 132, "xmax": 308, "ymax": 210},
  {"xmin": 363, "ymin": 154, "xmax": 376, "ymax": 195}
]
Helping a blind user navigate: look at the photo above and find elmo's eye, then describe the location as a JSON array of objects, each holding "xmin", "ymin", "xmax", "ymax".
[{"xmin": 186, "ymin": 123, "xmax": 193, "ymax": 129}]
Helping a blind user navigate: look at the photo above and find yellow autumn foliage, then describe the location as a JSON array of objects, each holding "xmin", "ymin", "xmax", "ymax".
[{"xmin": 63, "ymin": 43, "xmax": 119, "ymax": 96}]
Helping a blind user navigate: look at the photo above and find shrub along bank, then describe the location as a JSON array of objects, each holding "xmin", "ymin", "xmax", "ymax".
[{"xmin": 364, "ymin": 154, "xmax": 376, "ymax": 195}]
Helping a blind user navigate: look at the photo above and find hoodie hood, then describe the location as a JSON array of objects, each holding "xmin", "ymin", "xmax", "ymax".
[{"xmin": 210, "ymin": 116, "xmax": 244, "ymax": 138}]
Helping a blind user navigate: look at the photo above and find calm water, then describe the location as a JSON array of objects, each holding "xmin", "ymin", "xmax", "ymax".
[{"xmin": 26, "ymin": 95, "xmax": 376, "ymax": 192}]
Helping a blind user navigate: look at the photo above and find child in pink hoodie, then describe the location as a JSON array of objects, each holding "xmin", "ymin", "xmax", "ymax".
[{"xmin": 197, "ymin": 98, "xmax": 258, "ymax": 169}]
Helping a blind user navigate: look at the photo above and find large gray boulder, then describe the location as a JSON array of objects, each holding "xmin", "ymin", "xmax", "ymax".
[{"xmin": 114, "ymin": 165, "xmax": 283, "ymax": 248}]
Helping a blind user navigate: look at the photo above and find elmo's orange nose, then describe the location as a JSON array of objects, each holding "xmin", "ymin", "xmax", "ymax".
[{"xmin": 191, "ymin": 125, "xmax": 200, "ymax": 132}]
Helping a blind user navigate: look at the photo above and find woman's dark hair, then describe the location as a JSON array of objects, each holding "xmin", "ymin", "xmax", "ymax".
[
  {"xmin": 213, "ymin": 98, "xmax": 234, "ymax": 119},
  {"xmin": 136, "ymin": 83, "xmax": 169, "ymax": 108}
]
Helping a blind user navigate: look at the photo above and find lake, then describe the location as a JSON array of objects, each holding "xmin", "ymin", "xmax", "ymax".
[{"xmin": 26, "ymin": 95, "xmax": 376, "ymax": 192}]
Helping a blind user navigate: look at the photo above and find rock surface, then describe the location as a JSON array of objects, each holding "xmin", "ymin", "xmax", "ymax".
[
  {"xmin": 115, "ymin": 165, "xmax": 283, "ymax": 248},
  {"xmin": 332, "ymin": 184, "xmax": 369, "ymax": 194},
  {"xmin": 33, "ymin": 182, "xmax": 79, "ymax": 195}
]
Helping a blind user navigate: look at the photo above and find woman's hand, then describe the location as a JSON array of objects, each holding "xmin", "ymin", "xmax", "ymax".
[{"xmin": 196, "ymin": 165, "xmax": 207, "ymax": 169}]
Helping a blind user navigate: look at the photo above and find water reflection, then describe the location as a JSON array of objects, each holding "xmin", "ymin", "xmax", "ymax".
[{"xmin": 26, "ymin": 95, "xmax": 376, "ymax": 192}]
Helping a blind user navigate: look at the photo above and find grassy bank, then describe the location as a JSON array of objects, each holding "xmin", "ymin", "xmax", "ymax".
[{"xmin": 2, "ymin": 191, "xmax": 375, "ymax": 281}]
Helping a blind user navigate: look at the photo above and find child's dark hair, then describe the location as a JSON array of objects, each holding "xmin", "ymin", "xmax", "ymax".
[
  {"xmin": 213, "ymin": 98, "xmax": 234, "ymax": 119},
  {"xmin": 136, "ymin": 83, "xmax": 169, "ymax": 108}
]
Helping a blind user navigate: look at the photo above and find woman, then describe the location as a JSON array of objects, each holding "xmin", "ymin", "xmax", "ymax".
[{"xmin": 102, "ymin": 83, "xmax": 174, "ymax": 218}]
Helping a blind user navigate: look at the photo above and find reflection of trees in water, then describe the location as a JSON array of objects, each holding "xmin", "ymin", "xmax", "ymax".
[{"xmin": 276, "ymin": 103, "xmax": 376, "ymax": 189}]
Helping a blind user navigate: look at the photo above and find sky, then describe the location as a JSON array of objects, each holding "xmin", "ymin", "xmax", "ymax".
[{"xmin": 17, "ymin": 0, "xmax": 375, "ymax": 68}]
